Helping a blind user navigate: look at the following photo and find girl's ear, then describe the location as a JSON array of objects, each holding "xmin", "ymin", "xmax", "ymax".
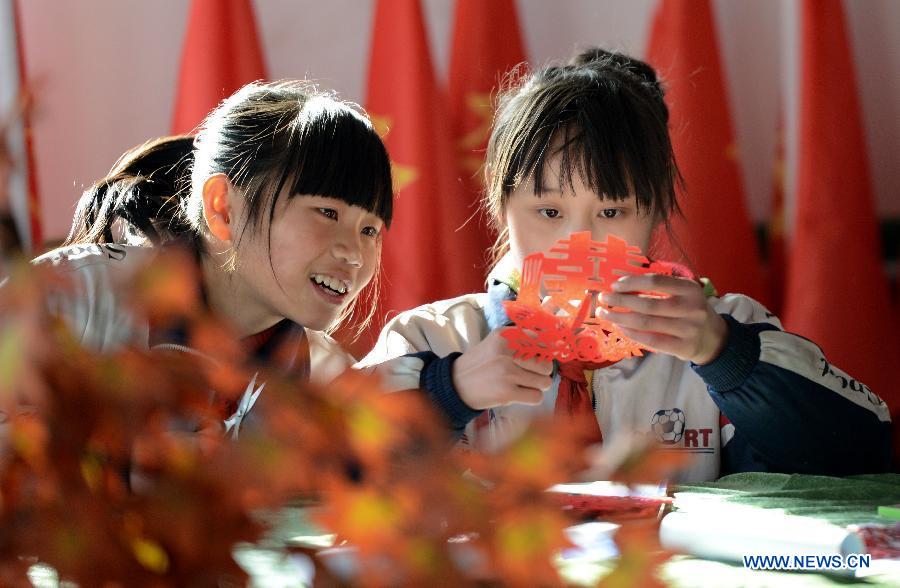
[{"xmin": 201, "ymin": 174, "xmax": 233, "ymax": 242}]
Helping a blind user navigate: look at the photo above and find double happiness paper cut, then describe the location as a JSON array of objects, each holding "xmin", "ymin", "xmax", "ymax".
[{"xmin": 501, "ymin": 232, "xmax": 692, "ymax": 364}]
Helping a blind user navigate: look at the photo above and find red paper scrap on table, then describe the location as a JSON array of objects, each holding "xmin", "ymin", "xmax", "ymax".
[
  {"xmin": 850, "ymin": 523, "xmax": 900, "ymax": 560},
  {"xmin": 548, "ymin": 482, "xmax": 671, "ymax": 522},
  {"xmin": 553, "ymin": 493, "xmax": 672, "ymax": 521},
  {"xmin": 502, "ymin": 232, "xmax": 691, "ymax": 363}
]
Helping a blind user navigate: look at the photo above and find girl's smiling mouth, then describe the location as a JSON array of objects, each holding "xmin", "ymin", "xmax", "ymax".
[{"xmin": 310, "ymin": 272, "xmax": 351, "ymax": 303}]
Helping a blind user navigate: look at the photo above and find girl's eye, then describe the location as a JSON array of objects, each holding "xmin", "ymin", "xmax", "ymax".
[
  {"xmin": 318, "ymin": 208, "xmax": 338, "ymax": 220},
  {"xmin": 600, "ymin": 209, "xmax": 621, "ymax": 219},
  {"xmin": 538, "ymin": 208, "xmax": 561, "ymax": 219},
  {"xmin": 362, "ymin": 226, "xmax": 380, "ymax": 238}
]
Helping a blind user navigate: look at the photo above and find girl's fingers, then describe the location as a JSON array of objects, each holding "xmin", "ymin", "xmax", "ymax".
[
  {"xmin": 513, "ymin": 367, "xmax": 554, "ymax": 392},
  {"xmin": 617, "ymin": 316, "xmax": 728, "ymax": 364},
  {"xmin": 616, "ymin": 327, "xmax": 679, "ymax": 355},
  {"xmin": 601, "ymin": 291, "xmax": 701, "ymax": 317},
  {"xmin": 611, "ymin": 273, "xmax": 697, "ymax": 296},
  {"xmin": 600, "ymin": 307, "xmax": 697, "ymax": 338},
  {"xmin": 513, "ymin": 356, "xmax": 554, "ymax": 375},
  {"xmin": 508, "ymin": 386, "xmax": 543, "ymax": 406}
]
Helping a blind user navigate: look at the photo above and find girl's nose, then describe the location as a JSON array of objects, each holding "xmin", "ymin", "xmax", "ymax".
[
  {"xmin": 589, "ymin": 227, "xmax": 610, "ymax": 244},
  {"xmin": 333, "ymin": 232, "xmax": 363, "ymax": 268},
  {"xmin": 569, "ymin": 214, "xmax": 596, "ymax": 238}
]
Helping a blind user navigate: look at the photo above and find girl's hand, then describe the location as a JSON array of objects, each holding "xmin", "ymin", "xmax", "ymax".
[
  {"xmin": 599, "ymin": 274, "xmax": 728, "ymax": 365},
  {"xmin": 452, "ymin": 328, "xmax": 554, "ymax": 410}
]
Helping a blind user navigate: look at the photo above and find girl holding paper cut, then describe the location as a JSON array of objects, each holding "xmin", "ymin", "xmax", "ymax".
[{"xmin": 359, "ymin": 49, "xmax": 892, "ymax": 480}]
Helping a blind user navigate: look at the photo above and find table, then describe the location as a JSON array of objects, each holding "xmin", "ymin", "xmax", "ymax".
[{"xmin": 236, "ymin": 473, "xmax": 900, "ymax": 587}]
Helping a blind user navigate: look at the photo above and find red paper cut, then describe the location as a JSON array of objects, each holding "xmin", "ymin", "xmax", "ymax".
[{"xmin": 502, "ymin": 233, "xmax": 690, "ymax": 364}]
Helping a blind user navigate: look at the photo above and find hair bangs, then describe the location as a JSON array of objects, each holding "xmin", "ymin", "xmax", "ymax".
[
  {"xmin": 287, "ymin": 100, "xmax": 393, "ymax": 227},
  {"xmin": 490, "ymin": 66, "xmax": 679, "ymax": 223}
]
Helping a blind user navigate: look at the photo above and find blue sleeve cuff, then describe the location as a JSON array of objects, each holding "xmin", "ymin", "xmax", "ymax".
[
  {"xmin": 692, "ymin": 314, "xmax": 773, "ymax": 392},
  {"xmin": 411, "ymin": 351, "xmax": 483, "ymax": 433}
]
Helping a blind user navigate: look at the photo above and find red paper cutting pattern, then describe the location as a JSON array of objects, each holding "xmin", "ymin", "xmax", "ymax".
[{"xmin": 502, "ymin": 232, "xmax": 690, "ymax": 363}]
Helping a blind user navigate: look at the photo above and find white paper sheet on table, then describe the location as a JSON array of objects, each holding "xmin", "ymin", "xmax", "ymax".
[{"xmin": 658, "ymin": 494, "xmax": 866, "ymax": 576}]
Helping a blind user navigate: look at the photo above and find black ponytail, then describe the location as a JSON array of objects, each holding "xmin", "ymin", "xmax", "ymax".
[{"xmin": 63, "ymin": 135, "xmax": 195, "ymax": 247}]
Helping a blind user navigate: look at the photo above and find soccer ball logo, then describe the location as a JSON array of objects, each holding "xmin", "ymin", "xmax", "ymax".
[{"xmin": 651, "ymin": 408, "xmax": 686, "ymax": 445}]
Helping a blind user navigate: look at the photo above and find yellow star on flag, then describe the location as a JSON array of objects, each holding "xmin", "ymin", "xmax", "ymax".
[
  {"xmin": 369, "ymin": 114, "xmax": 419, "ymax": 193},
  {"xmin": 725, "ymin": 141, "xmax": 740, "ymax": 162},
  {"xmin": 392, "ymin": 163, "xmax": 418, "ymax": 194},
  {"xmin": 458, "ymin": 92, "xmax": 494, "ymax": 175},
  {"xmin": 370, "ymin": 115, "xmax": 392, "ymax": 140}
]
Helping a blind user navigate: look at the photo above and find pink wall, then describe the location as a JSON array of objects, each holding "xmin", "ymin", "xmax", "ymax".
[{"xmin": 17, "ymin": 0, "xmax": 900, "ymax": 241}]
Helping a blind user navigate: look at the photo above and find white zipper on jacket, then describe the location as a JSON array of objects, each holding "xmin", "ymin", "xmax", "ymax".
[
  {"xmin": 149, "ymin": 343, "xmax": 216, "ymax": 363},
  {"xmin": 149, "ymin": 342, "xmax": 263, "ymax": 439}
]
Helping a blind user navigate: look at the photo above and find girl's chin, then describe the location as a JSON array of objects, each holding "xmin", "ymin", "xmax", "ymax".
[
  {"xmin": 298, "ymin": 315, "xmax": 336, "ymax": 332},
  {"xmin": 507, "ymin": 251, "xmax": 532, "ymax": 272},
  {"xmin": 295, "ymin": 305, "xmax": 344, "ymax": 332}
]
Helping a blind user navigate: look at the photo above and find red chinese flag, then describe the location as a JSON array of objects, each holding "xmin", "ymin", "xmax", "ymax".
[
  {"xmin": 766, "ymin": 115, "xmax": 787, "ymax": 316},
  {"xmin": 171, "ymin": 0, "xmax": 267, "ymax": 134},
  {"xmin": 784, "ymin": 0, "xmax": 900, "ymax": 419},
  {"xmin": 1, "ymin": 0, "xmax": 41, "ymax": 250},
  {"xmin": 448, "ymin": 0, "xmax": 527, "ymax": 292},
  {"xmin": 366, "ymin": 0, "xmax": 464, "ymax": 321},
  {"xmin": 646, "ymin": 0, "xmax": 765, "ymax": 302}
]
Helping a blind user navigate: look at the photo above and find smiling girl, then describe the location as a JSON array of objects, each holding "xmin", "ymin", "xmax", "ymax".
[
  {"xmin": 32, "ymin": 81, "xmax": 392, "ymax": 433},
  {"xmin": 360, "ymin": 50, "xmax": 891, "ymax": 480}
]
